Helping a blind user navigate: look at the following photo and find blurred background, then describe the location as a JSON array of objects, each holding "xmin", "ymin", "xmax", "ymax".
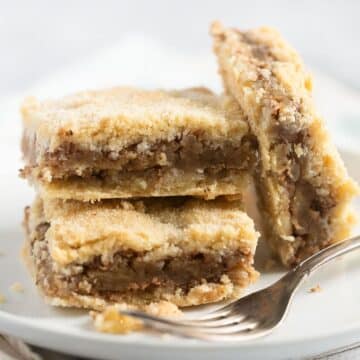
[
  {"xmin": 1, "ymin": 0, "xmax": 360, "ymax": 96},
  {"xmin": 0, "ymin": 0, "xmax": 359, "ymax": 155}
]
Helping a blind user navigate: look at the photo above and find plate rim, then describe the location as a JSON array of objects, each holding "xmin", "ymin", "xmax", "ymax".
[{"xmin": 1, "ymin": 307, "xmax": 360, "ymax": 350}]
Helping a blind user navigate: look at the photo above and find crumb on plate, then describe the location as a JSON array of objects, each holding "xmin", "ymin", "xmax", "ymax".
[
  {"xmin": 91, "ymin": 301, "xmax": 183, "ymax": 334},
  {"xmin": 91, "ymin": 305, "xmax": 143, "ymax": 334},
  {"xmin": 10, "ymin": 282, "xmax": 24, "ymax": 293},
  {"xmin": 309, "ymin": 285, "xmax": 322, "ymax": 293}
]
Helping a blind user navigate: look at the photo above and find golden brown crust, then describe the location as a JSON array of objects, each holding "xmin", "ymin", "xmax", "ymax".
[
  {"xmin": 211, "ymin": 22, "xmax": 359, "ymax": 266},
  {"xmin": 30, "ymin": 168, "xmax": 251, "ymax": 202},
  {"xmin": 30, "ymin": 196, "xmax": 258, "ymax": 266},
  {"xmin": 21, "ymin": 87, "xmax": 248, "ymax": 158}
]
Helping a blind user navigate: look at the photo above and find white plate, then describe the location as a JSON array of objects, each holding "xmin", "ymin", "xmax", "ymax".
[{"xmin": 0, "ymin": 149, "xmax": 359, "ymax": 360}]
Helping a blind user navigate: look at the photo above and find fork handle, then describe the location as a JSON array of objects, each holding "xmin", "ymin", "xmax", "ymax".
[{"xmin": 292, "ymin": 234, "xmax": 360, "ymax": 281}]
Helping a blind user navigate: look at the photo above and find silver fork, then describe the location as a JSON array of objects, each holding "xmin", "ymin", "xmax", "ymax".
[{"xmin": 121, "ymin": 235, "xmax": 360, "ymax": 341}]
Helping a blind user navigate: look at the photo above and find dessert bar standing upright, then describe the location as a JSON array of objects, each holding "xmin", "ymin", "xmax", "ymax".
[{"xmin": 211, "ymin": 22, "xmax": 359, "ymax": 266}]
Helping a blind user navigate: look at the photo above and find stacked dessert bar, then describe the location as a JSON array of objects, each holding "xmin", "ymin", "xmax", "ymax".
[
  {"xmin": 21, "ymin": 87, "xmax": 260, "ymax": 310},
  {"xmin": 21, "ymin": 23, "xmax": 358, "ymax": 313}
]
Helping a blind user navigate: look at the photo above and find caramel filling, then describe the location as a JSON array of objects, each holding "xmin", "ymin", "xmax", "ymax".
[{"xmin": 22, "ymin": 133, "xmax": 258, "ymax": 180}]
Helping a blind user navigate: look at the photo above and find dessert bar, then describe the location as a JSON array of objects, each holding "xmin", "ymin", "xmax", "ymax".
[
  {"xmin": 21, "ymin": 87, "xmax": 256, "ymax": 201},
  {"xmin": 212, "ymin": 22, "xmax": 359, "ymax": 266},
  {"xmin": 23, "ymin": 196, "xmax": 259, "ymax": 309}
]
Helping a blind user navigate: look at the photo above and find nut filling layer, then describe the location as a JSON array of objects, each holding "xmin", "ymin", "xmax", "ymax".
[
  {"xmin": 255, "ymin": 132, "xmax": 337, "ymax": 264},
  {"xmin": 22, "ymin": 133, "xmax": 258, "ymax": 181},
  {"xmin": 21, "ymin": 132, "xmax": 258, "ymax": 200}
]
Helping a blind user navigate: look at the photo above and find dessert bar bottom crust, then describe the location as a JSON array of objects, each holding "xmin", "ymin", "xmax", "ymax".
[
  {"xmin": 32, "ymin": 168, "xmax": 251, "ymax": 201},
  {"xmin": 23, "ymin": 197, "xmax": 259, "ymax": 310}
]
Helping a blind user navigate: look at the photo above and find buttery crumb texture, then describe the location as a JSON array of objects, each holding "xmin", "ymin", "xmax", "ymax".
[
  {"xmin": 211, "ymin": 21, "xmax": 359, "ymax": 266},
  {"xmin": 23, "ymin": 196, "xmax": 259, "ymax": 309},
  {"xmin": 21, "ymin": 87, "xmax": 256, "ymax": 201}
]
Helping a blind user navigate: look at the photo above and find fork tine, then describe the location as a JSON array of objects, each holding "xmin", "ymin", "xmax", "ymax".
[
  {"xmin": 188, "ymin": 320, "xmax": 258, "ymax": 334},
  {"xmin": 207, "ymin": 295, "xmax": 250, "ymax": 315},
  {"xmin": 194, "ymin": 328, "xmax": 272, "ymax": 342},
  {"xmin": 120, "ymin": 309, "xmax": 266, "ymax": 341},
  {"xmin": 181, "ymin": 313, "xmax": 247, "ymax": 327},
  {"xmin": 120, "ymin": 310, "xmax": 235, "ymax": 330},
  {"xmin": 199, "ymin": 304, "xmax": 231, "ymax": 320},
  {"xmin": 190, "ymin": 308, "xmax": 232, "ymax": 321},
  {"xmin": 121, "ymin": 308, "xmax": 247, "ymax": 329},
  {"xmin": 121, "ymin": 310, "xmax": 256, "ymax": 333}
]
